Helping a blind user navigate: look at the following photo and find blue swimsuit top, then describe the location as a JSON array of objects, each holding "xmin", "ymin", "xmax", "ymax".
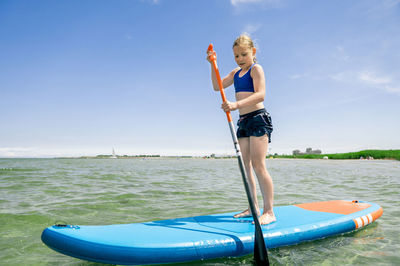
[{"xmin": 234, "ymin": 64, "xmax": 255, "ymax": 93}]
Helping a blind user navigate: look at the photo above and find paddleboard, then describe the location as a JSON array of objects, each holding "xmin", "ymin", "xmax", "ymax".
[{"xmin": 41, "ymin": 200, "xmax": 382, "ymax": 265}]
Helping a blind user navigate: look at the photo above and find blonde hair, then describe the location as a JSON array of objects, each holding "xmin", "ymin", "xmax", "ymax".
[{"xmin": 232, "ymin": 34, "xmax": 257, "ymax": 63}]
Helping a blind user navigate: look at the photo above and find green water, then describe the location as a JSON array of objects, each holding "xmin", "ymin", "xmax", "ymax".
[{"xmin": 0, "ymin": 158, "xmax": 399, "ymax": 265}]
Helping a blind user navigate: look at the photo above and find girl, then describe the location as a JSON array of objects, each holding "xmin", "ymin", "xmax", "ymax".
[{"xmin": 207, "ymin": 35, "xmax": 276, "ymax": 225}]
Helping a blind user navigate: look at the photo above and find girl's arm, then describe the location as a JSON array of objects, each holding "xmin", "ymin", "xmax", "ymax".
[
  {"xmin": 210, "ymin": 67, "xmax": 239, "ymax": 91},
  {"xmin": 207, "ymin": 51, "xmax": 239, "ymax": 91}
]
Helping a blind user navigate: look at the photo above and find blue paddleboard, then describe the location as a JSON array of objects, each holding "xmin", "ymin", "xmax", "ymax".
[{"xmin": 41, "ymin": 200, "xmax": 382, "ymax": 265}]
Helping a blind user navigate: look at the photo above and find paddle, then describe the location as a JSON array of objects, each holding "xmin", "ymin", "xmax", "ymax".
[{"xmin": 207, "ymin": 44, "xmax": 269, "ymax": 265}]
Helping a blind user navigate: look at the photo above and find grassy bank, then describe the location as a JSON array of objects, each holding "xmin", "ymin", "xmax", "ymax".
[{"xmin": 273, "ymin": 149, "xmax": 400, "ymax": 161}]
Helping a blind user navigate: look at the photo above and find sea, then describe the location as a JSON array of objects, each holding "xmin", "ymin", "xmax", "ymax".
[{"xmin": 0, "ymin": 158, "xmax": 399, "ymax": 265}]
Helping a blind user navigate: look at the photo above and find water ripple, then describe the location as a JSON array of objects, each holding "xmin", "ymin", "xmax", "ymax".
[{"xmin": 0, "ymin": 158, "xmax": 398, "ymax": 265}]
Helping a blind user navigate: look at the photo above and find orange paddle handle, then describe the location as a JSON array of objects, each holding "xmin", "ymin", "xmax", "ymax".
[{"xmin": 207, "ymin": 44, "xmax": 233, "ymax": 122}]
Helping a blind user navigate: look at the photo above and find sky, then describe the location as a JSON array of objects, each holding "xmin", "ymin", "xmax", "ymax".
[{"xmin": 1, "ymin": 0, "xmax": 399, "ymax": 157}]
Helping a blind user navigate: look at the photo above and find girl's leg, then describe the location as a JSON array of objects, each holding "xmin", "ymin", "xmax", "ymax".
[
  {"xmin": 250, "ymin": 134, "xmax": 276, "ymax": 225},
  {"xmin": 233, "ymin": 137, "xmax": 260, "ymax": 218}
]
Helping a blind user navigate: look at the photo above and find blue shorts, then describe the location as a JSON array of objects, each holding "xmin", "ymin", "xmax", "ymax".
[{"xmin": 236, "ymin": 108, "xmax": 273, "ymax": 142}]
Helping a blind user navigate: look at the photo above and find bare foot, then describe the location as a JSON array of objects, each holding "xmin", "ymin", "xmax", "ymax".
[
  {"xmin": 234, "ymin": 209, "xmax": 260, "ymax": 218},
  {"xmin": 257, "ymin": 213, "xmax": 276, "ymax": 225},
  {"xmin": 234, "ymin": 209, "xmax": 251, "ymax": 218}
]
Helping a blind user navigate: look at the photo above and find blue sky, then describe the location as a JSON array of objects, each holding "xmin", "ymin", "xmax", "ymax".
[{"xmin": 1, "ymin": 0, "xmax": 399, "ymax": 157}]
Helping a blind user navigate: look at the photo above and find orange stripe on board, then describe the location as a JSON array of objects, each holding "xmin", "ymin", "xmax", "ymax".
[
  {"xmin": 368, "ymin": 214, "xmax": 373, "ymax": 223},
  {"xmin": 362, "ymin": 216, "xmax": 368, "ymax": 226},
  {"xmin": 295, "ymin": 200, "xmax": 371, "ymax": 215},
  {"xmin": 353, "ymin": 207, "xmax": 383, "ymax": 229},
  {"xmin": 354, "ymin": 216, "xmax": 363, "ymax": 229}
]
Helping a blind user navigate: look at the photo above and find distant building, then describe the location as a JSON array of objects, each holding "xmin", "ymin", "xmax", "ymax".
[
  {"xmin": 292, "ymin": 149, "xmax": 301, "ymax": 155},
  {"xmin": 292, "ymin": 148, "xmax": 322, "ymax": 155},
  {"xmin": 310, "ymin": 149, "xmax": 322, "ymax": 155}
]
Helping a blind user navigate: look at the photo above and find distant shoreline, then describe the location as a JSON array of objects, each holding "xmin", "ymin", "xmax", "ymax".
[
  {"xmin": 1, "ymin": 149, "xmax": 399, "ymax": 161},
  {"xmin": 272, "ymin": 149, "xmax": 400, "ymax": 161},
  {"xmin": 58, "ymin": 149, "xmax": 400, "ymax": 161}
]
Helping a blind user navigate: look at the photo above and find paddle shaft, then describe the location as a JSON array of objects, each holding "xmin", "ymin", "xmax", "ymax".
[{"xmin": 207, "ymin": 44, "xmax": 269, "ymax": 265}]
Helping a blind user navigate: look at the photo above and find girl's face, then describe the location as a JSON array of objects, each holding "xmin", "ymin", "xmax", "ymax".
[{"xmin": 233, "ymin": 45, "xmax": 255, "ymax": 70}]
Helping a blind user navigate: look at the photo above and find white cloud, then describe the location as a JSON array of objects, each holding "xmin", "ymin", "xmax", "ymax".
[
  {"xmin": 385, "ymin": 86, "xmax": 400, "ymax": 94},
  {"xmin": 231, "ymin": 0, "xmax": 284, "ymax": 8},
  {"xmin": 231, "ymin": 0, "xmax": 263, "ymax": 6},
  {"xmin": 289, "ymin": 44, "xmax": 400, "ymax": 96},
  {"xmin": 358, "ymin": 71, "xmax": 391, "ymax": 85},
  {"xmin": 332, "ymin": 46, "xmax": 350, "ymax": 62},
  {"xmin": 288, "ymin": 70, "xmax": 400, "ymax": 96},
  {"xmin": 332, "ymin": 70, "xmax": 400, "ymax": 95},
  {"xmin": 140, "ymin": 0, "xmax": 160, "ymax": 5},
  {"xmin": 382, "ymin": 0, "xmax": 400, "ymax": 8},
  {"xmin": 242, "ymin": 23, "xmax": 262, "ymax": 35},
  {"xmin": 328, "ymin": 70, "xmax": 400, "ymax": 95},
  {"xmin": 363, "ymin": 0, "xmax": 400, "ymax": 18},
  {"xmin": 329, "ymin": 70, "xmax": 361, "ymax": 83},
  {"xmin": 289, "ymin": 73, "xmax": 309, "ymax": 80},
  {"xmin": 358, "ymin": 71, "xmax": 400, "ymax": 95},
  {"xmin": 124, "ymin": 34, "xmax": 133, "ymax": 40}
]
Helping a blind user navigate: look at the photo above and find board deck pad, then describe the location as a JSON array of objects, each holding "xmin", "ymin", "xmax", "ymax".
[{"xmin": 41, "ymin": 200, "xmax": 383, "ymax": 265}]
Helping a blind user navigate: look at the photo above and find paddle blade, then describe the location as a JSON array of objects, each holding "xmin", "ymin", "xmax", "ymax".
[{"xmin": 254, "ymin": 226, "xmax": 269, "ymax": 265}]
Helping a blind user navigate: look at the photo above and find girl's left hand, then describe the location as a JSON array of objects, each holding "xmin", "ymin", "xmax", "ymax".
[{"xmin": 221, "ymin": 101, "xmax": 239, "ymax": 112}]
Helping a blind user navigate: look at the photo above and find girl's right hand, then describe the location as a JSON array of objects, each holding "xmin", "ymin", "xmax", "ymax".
[{"xmin": 206, "ymin": 50, "xmax": 216, "ymax": 63}]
